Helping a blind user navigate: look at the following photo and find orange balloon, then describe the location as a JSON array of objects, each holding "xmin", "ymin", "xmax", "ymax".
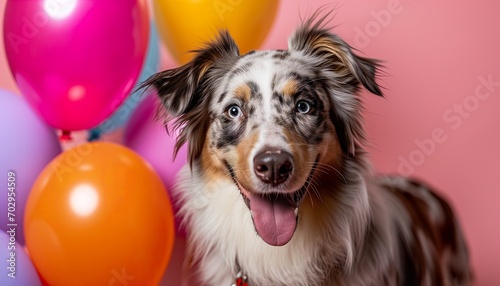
[
  {"xmin": 24, "ymin": 142, "xmax": 175, "ymax": 286},
  {"xmin": 153, "ymin": 0, "xmax": 280, "ymax": 64}
]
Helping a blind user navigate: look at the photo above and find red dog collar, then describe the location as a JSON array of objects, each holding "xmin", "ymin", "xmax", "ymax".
[{"xmin": 232, "ymin": 271, "xmax": 248, "ymax": 286}]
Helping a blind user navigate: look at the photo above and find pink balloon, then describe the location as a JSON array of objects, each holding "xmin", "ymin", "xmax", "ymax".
[
  {"xmin": 124, "ymin": 92, "xmax": 188, "ymax": 236},
  {"xmin": 3, "ymin": 0, "xmax": 149, "ymax": 131}
]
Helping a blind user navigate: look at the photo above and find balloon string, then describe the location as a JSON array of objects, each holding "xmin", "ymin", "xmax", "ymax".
[
  {"xmin": 88, "ymin": 129, "xmax": 101, "ymax": 142},
  {"xmin": 60, "ymin": 130, "xmax": 72, "ymax": 141}
]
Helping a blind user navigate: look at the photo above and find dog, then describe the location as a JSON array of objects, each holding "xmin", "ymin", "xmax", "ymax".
[{"xmin": 142, "ymin": 14, "xmax": 472, "ymax": 286}]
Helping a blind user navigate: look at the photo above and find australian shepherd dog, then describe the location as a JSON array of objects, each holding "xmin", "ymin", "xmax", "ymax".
[{"xmin": 142, "ymin": 14, "xmax": 472, "ymax": 286}]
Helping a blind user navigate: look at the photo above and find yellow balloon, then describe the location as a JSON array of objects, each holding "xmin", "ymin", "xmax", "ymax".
[{"xmin": 153, "ymin": 0, "xmax": 280, "ymax": 64}]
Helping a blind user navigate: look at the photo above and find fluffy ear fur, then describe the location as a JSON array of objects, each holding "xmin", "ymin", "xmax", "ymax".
[
  {"xmin": 140, "ymin": 31, "xmax": 240, "ymax": 165},
  {"xmin": 289, "ymin": 14, "xmax": 383, "ymax": 155},
  {"xmin": 288, "ymin": 16, "xmax": 383, "ymax": 96}
]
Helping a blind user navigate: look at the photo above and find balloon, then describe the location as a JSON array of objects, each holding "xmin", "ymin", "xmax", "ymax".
[
  {"xmin": 89, "ymin": 22, "xmax": 160, "ymax": 139},
  {"xmin": 24, "ymin": 142, "xmax": 175, "ymax": 286},
  {"xmin": 0, "ymin": 89, "xmax": 61, "ymax": 245},
  {"xmin": 3, "ymin": 0, "xmax": 149, "ymax": 131},
  {"xmin": 124, "ymin": 92, "xmax": 188, "ymax": 236},
  {"xmin": 153, "ymin": 0, "xmax": 279, "ymax": 64},
  {"xmin": 0, "ymin": 231, "xmax": 42, "ymax": 285},
  {"xmin": 124, "ymin": 93, "xmax": 188, "ymax": 190}
]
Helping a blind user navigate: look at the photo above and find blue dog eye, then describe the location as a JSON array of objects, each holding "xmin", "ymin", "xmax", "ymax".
[
  {"xmin": 296, "ymin": 100, "xmax": 311, "ymax": 114},
  {"xmin": 227, "ymin": 105, "xmax": 242, "ymax": 118}
]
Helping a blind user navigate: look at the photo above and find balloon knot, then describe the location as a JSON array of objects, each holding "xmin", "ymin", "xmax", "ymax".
[{"xmin": 60, "ymin": 130, "xmax": 72, "ymax": 141}]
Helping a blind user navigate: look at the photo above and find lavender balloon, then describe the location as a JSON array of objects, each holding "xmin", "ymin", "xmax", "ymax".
[
  {"xmin": 0, "ymin": 230, "xmax": 42, "ymax": 285},
  {"xmin": 0, "ymin": 90, "xmax": 61, "ymax": 245}
]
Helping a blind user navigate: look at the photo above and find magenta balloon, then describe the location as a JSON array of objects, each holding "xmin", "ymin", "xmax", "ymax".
[
  {"xmin": 3, "ymin": 0, "xmax": 149, "ymax": 131},
  {"xmin": 124, "ymin": 92, "xmax": 188, "ymax": 236}
]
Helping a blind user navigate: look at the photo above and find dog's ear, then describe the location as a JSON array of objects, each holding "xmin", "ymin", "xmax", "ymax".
[
  {"xmin": 288, "ymin": 18, "xmax": 383, "ymax": 96},
  {"xmin": 289, "ymin": 16, "xmax": 383, "ymax": 156},
  {"xmin": 140, "ymin": 31, "xmax": 240, "ymax": 166}
]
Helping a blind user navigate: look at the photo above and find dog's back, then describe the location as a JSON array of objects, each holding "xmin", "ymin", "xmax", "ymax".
[{"xmin": 370, "ymin": 176, "xmax": 472, "ymax": 286}]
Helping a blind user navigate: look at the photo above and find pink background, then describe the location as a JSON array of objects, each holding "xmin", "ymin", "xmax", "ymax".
[{"xmin": 2, "ymin": 0, "xmax": 499, "ymax": 285}]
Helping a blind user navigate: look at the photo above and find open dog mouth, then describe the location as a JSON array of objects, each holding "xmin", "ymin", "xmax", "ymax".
[{"xmin": 225, "ymin": 157, "xmax": 319, "ymax": 246}]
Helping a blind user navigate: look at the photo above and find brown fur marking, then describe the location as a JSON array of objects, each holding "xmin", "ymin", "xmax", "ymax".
[
  {"xmin": 234, "ymin": 83, "xmax": 252, "ymax": 102},
  {"xmin": 282, "ymin": 80, "xmax": 298, "ymax": 97}
]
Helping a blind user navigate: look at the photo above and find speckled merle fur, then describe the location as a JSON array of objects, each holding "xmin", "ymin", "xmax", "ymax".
[{"xmin": 140, "ymin": 13, "xmax": 472, "ymax": 286}]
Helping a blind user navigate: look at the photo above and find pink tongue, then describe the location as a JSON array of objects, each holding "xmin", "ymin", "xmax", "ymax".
[{"xmin": 249, "ymin": 193, "xmax": 297, "ymax": 246}]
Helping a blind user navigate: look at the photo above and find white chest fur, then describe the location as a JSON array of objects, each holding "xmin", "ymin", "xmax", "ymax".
[{"xmin": 174, "ymin": 166, "xmax": 376, "ymax": 286}]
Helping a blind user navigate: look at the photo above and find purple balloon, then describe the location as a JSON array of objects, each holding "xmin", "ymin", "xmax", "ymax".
[
  {"xmin": 0, "ymin": 90, "xmax": 61, "ymax": 244},
  {"xmin": 3, "ymin": 0, "xmax": 149, "ymax": 131},
  {"xmin": 124, "ymin": 92, "xmax": 188, "ymax": 236},
  {"xmin": 0, "ymin": 230, "xmax": 42, "ymax": 286}
]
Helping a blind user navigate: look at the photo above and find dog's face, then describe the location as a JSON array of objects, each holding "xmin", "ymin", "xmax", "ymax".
[{"xmin": 143, "ymin": 18, "xmax": 382, "ymax": 246}]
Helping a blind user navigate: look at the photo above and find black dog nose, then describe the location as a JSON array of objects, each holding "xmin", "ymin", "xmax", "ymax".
[{"xmin": 254, "ymin": 149, "xmax": 293, "ymax": 186}]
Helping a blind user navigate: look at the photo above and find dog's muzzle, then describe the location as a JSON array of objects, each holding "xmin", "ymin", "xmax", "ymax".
[{"xmin": 226, "ymin": 155, "xmax": 319, "ymax": 247}]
